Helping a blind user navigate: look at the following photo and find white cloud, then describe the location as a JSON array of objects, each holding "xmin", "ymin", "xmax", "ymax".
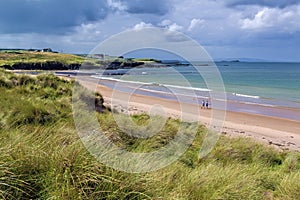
[
  {"xmin": 167, "ymin": 23, "xmax": 183, "ymax": 31},
  {"xmin": 158, "ymin": 19, "xmax": 173, "ymax": 26},
  {"xmin": 157, "ymin": 19, "xmax": 183, "ymax": 31},
  {"xmin": 132, "ymin": 22, "xmax": 153, "ymax": 30},
  {"xmin": 78, "ymin": 23, "xmax": 101, "ymax": 35},
  {"xmin": 188, "ymin": 18, "xmax": 205, "ymax": 31},
  {"xmin": 241, "ymin": 8, "xmax": 276, "ymax": 30},
  {"xmin": 107, "ymin": 0, "xmax": 127, "ymax": 11},
  {"xmin": 240, "ymin": 6, "xmax": 300, "ymax": 32},
  {"xmin": 131, "ymin": 21, "xmax": 182, "ymax": 32}
]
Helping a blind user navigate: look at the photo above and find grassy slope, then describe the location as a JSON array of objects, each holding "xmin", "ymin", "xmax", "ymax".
[
  {"xmin": 0, "ymin": 51, "xmax": 85, "ymax": 67},
  {"xmin": 0, "ymin": 69, "xmax": 299, "ymax": 199},
  {"xmin": 0, "ymin": 51, "xmax": 161, "ymax": 69}
]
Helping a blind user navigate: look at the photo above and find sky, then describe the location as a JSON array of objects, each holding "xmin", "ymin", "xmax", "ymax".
[{"xmin": 1, "ymin": 0, "xmax": 300, "ymax": 61}]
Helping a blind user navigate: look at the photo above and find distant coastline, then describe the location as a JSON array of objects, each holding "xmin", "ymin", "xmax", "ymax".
[{"xmin": 0, "ymin": 49, "xmax": 166, "ymax": 71}]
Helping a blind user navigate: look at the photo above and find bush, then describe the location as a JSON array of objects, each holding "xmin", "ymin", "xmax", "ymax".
[
  {"xmin": 8, "ymin": 102, "xmax": 53, "ymax": 126},
  {"xmin": 18, "ymin": 75, "xmax": 35, "ymax": 86}
]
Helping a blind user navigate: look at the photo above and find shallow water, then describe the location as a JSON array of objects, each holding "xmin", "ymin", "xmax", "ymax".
[{"xmin": 90, "ymin": 62, "xmax": 300, "ymax": 121}]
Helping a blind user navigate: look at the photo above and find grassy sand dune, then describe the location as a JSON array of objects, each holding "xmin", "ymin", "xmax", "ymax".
[{"xmin": 0, "ymin": 70, "xmax": 300, "ymax": 199}]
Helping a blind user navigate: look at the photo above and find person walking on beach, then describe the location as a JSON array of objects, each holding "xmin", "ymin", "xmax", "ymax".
[
  {"xmin": 201, "ymin": 100, "xmax": 205, "ymax": 109},
  {"xmin": 205, "ymin": 100, "xmax": 209, "ymax": 109}
]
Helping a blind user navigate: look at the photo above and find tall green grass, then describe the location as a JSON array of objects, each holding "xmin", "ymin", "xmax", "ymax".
[{"xmin": 0, "ymin": 69, "xmax": 299, "ymax": 199}]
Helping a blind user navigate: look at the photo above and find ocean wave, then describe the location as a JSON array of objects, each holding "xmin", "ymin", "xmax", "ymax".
[
  {"xmin": 232, "ymin": 93, "xmax": 260, "ymax": 99},
  {"xmin": 241, "ymin": 101, "xmax": 276, "ymax": 107},
  {"xmin": 163, "ymin": 84, "xmax": 211, "ymax": 92},
  {"xmin": 91, "ymin": 75, "xmax": 212, "ymax": 92},
  {"xmin": 212, "ymin": 98, "xmax": 277, "ymax": 108},
  {"xmin": 91, "ymin": 75, "xmax": 288, "ymax": 109},
  {"xmin": 134, "ymin": 87, "xmax": 209, "ymax": 100}
]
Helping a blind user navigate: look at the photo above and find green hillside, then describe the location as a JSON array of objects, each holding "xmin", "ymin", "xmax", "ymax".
[
  {"xmin": 0, "ymin": 50, "xmax": 84, "ymax": 66},
  {"xmin": 0, "ymin": 51, "xmax": 161, "ymax": 70}
]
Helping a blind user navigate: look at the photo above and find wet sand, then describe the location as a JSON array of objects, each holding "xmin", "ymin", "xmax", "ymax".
[{"xmin": 75, "ymin": 76, "xmax": 300, "ymax": 152}]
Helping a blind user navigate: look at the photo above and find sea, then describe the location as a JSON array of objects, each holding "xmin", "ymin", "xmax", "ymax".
[{"xmin": 64, "ymin": 61, "xmax": 300, "ymax": 121}]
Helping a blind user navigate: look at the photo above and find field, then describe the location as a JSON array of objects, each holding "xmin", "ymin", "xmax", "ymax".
[
  {"xmin": 0, "ymin": 69, "xmax": 299, "ymax": 199},
  {"xmin": 0, "ymin": 50, "xmax": 162, "ymax": 70},
  {"xmin": 0, "ymin": 50, "xmax": 85, "ymax": 66}
]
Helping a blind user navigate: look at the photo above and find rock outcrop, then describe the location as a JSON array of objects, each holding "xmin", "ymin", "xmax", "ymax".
[
  {"xmin": 107, "ymin": 61, "xmax": 144, "ymax": 69},
  {"xmin": 1, "ymin": 61, "xmax": 81, "ymax": 70}
]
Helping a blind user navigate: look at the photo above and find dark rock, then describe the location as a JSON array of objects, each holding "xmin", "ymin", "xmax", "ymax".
[
  {"xmin": 287, "ymin": 142, "xmax": 296, "ymax": 146},
  {"xmin": 42, "ymin": 48, "xmax": 53, "ymax": 52},
  {"xmin": 1, "ymin": 65, "xmax": 13, "ymax": 70},
  {"xmin": 1, "ymin": 62, "xmax": 81, "ymax": 70},
  {"xmin": 272, "ymin": 142, "xmax": 284, "ymax": 147},
  {"xmin": 107, "ymin": 60, "xmax": 144, "ymax": 69}
]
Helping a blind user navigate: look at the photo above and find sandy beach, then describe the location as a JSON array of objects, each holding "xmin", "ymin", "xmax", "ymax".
[{"xmin": 74, "ymin": 76, "xmax": 300, "ymax": 152}]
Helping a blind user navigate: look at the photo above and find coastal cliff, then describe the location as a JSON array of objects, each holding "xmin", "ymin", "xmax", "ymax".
[
  {"xmin": 0, "ymin": 50, "xmax": 84, "ymax": 70},
  {"xmin": 1, "ymin": 61, "xmax": 81, "ymax": 70}
]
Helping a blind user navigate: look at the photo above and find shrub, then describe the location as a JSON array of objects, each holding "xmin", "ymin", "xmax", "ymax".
[
  {"xmin": 8, "ymin": 102, "xmax": 53, "ymax": 126},
  {"xmin": 18, "ymin": 75, "xmax": 35, "ymax": 86}
]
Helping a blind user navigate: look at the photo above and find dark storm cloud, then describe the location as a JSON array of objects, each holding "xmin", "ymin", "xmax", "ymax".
[
  {"xmin": 224, "ymin": 0, "xmax": 300, "ymax": 8},
  {"xmin": 0, "ymin": 0, "xmax": 109, "ymax": 34},
  {"xmin": 123, "ymin": 0, "xmax": 171, "ymax": 15}
]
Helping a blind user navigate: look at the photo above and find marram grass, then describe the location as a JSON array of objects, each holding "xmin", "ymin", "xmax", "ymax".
[{"xmin": 0, "ymin": 69, "xmax": 299, "ymax": 199}]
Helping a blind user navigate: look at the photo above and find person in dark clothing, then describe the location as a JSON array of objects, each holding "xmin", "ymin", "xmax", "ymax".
[{"xmin": 201, "ymin": 100, "xmax": 205, "ymax": 109}]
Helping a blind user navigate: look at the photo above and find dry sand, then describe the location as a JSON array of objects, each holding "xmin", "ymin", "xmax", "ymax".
[{"xmin": 73, "ymin": 76, "xmax": 300, "ymax": 152}]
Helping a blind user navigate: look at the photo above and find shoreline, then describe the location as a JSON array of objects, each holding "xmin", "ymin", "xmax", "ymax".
[
  {"xmin": 93, "ymin": 77, "xmax": 300, "ymax": 121},
  {"xmin": 74, "ymin": 76, "xmax": 300, "ymax": 152},
  {"xmin": 15, "ymin": 70, "xmax": 300, "ymax": 120}
]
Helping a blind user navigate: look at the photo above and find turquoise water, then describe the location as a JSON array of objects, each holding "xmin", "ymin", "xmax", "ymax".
[
  {"xmin": 98, "ymin": 62, "xmax": 300, "ymax": 108},
  {"xmin": 217, "ymin": 62, "xmax": 300, "ymax": 103},
  {"xmin": 83, "ymin": 61, "xmax": 300, "ymax": 120}
]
